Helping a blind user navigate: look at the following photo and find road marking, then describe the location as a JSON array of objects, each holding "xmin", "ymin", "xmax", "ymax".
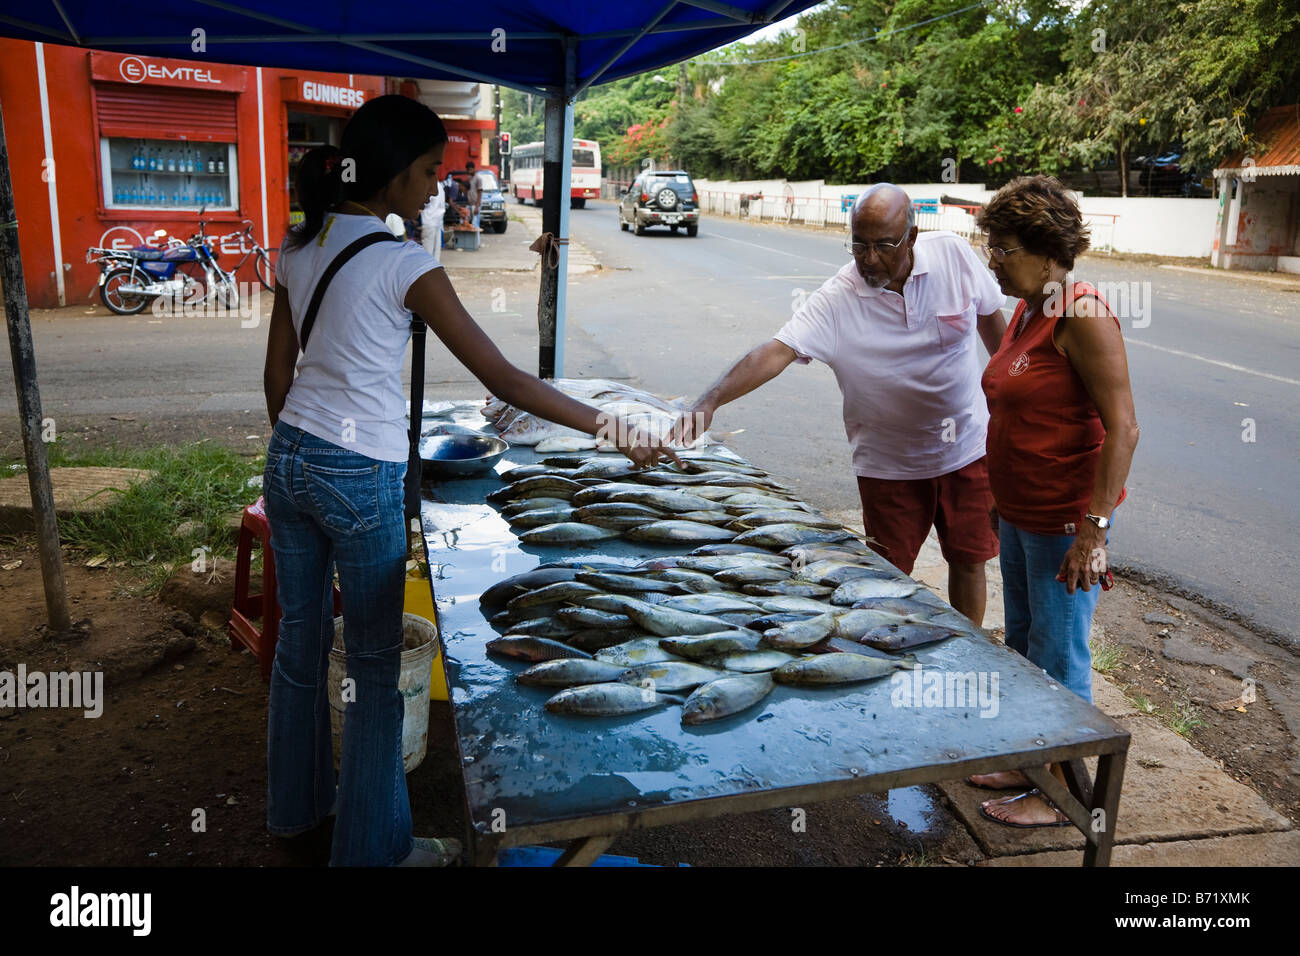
[
  {"xmin": 712, "ymin": 233, "xmax": 842, "ymax": 269},
  {"xmin": 1125, "ymin": 337, "xmax": 1300, "ymax": 387}
]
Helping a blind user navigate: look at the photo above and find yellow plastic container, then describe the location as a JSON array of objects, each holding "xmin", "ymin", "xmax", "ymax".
[{"xmin": 404, "ymin": 572, "xmax": 449, "ymax": 700}]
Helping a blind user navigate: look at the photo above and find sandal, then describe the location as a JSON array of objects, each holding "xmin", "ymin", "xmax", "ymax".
[{"xmin": 978, "ymin": 789, "xmax": 1070, "ymax": 829}]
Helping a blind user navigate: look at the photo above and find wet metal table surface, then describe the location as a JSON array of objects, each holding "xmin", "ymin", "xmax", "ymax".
[{"xmin": 419, "ymin": 409, "xmax": 1130, "ymax": 861}]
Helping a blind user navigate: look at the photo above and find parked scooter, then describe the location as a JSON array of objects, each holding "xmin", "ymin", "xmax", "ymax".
[{"xmin": 87, "ymin": 210, "xmax": 239, "ymax": 315}]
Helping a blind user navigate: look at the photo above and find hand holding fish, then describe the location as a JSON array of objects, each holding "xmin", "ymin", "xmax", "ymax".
[{"xmin": 616, "ymin": 424, "xmax": 682, "ymax": 470}]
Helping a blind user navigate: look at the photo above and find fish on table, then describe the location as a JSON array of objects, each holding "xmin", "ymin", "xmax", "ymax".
[
  {"xmin": 773, "ymin": 653, "xmax": 910, "ymax": 685},
  {"xmin": 681, "ymin": 672, "xmax": 775, "ymax": 725},
  {"xmin": 544, "ymin": 682, "xmax": 683, "ymax": 716},
  {"xmin": 516, "ymin": 658, "xmax": 629, "ymax": 687},
  {"xmin": 486, "ymin": 635, "xmax": 593, "ymax": 662}
]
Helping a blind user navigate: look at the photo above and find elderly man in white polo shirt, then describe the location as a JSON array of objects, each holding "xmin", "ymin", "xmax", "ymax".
[{"xmin": 674, "ymin": 184, "xmax": 1007, "ymax": 625}]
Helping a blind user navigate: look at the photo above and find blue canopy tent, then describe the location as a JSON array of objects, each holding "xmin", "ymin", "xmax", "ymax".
[{"xmin": 0, "ymin": 1, "xmax": 820, "ymax": 628}]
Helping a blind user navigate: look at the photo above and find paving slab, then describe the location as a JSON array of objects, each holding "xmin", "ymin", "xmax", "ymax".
[
  {"xmin": 979, "ymin": 828, "xmax": 1300, "ymax": 866},
  {"xmin": 0, "ymin": 466, "xmax": 155, "ymax": 534},
  {"xmin": 940, "ymin": 713, "xmax": 1292, "ymax": 857}
]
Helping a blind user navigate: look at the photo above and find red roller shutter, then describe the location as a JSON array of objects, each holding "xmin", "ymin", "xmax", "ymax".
[{"xmin": 94, "ymin": 84, "xmax": 237, "ymax": 142}]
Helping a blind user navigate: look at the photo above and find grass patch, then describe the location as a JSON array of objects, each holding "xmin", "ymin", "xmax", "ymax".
[
  {"xmin": 1129, "ymin": 693, "xmax": 1157, "ymax": 716},
  {"xmin": 1090, "ymin": 636, "xmax": 1123, "ymax": 675},
  {"xmin": 10, "ymin": 440, "xmax": 264, "ymax": 592},
  {"xmin": 1168, "ymin": 696, "xmax": 1205, "ymax": 739}
]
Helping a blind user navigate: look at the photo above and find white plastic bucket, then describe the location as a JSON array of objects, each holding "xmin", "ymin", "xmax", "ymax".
[{"xmin": 328, "ymin": 613, "xmax": 437, "ymax": 774}]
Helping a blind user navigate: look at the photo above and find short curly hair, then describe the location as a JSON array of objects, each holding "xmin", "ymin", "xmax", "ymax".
[{"xmin": 976, "ymin": 175, "xmax": 1090, "ymax": 269}]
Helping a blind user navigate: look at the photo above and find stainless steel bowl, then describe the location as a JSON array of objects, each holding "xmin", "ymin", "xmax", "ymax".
[{"xmin": 419, "ymin": 433, "xmax": 509, "ymax": 480}]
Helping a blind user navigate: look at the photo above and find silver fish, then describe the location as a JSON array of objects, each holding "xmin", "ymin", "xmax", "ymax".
[
  {"xmin": 479, "ymin": 567, "xmax": 578, "ymax": 608},
  {"xmin": 658, "ymin": 593, "xmax": 763, "ymax": 616},
  {"xmin": 506, "ymin": 581, "xmax": 602, "ymax": 610},
  {"xmin": 733, "ymin": 524, "xmax": 855, "ymax": 549},
  {"xmin": 761, "ymin": 612, "xmax": 838, "ymax": 650},
  {"xmin": 544, "ymin": 682, "xmax": 679, "ymax": 716},
  {"xmin": 756, "ymin": 595, "xmax": 839, "ymax": 614},
  {"xmin": 830, "ymin": 577, "xmax": 924, "ymax": 605},
  {"xmin": 516, "ymin": 659, "xmax": 630, "ymax": 687},
  {"xmin": 502, "ymin": 617, "xmax": 576, "ymax": 639},
  {"xmin": 500, "ymin": 496, "xmax": 572, "ymax": 516},
  {"xmin": 830, "ymin": 608, "xmax": 918, "ymax": 640},
  {"xmin": 606, "ymin": 489, "xmax": 727, "ymax": 513},
  {"xmin": 729, "ymin": 510, "xmax": 842, "ymax": 530},
  {"xmin": 619, "ymin": 661, "xmax": 724, "ymax": 693},
  {"xmin": 681, "ymin": 672, "xmax": 775, "ymax": 725},
  {"xmin": 701, "ymin": 650, "xmax": 799, "ymax": 673},
  {"xmin": 486, "ymin": 635, "xmax": 592, "ymax": 662},
  {"xmin": 616, "ymin": 597, "xmax": 746, "ymax": 637},
  {"xmin": 624, "ymin": 520, "xmax": 738, "ymax": 544},
  {"xmin": 555, "ymin": 606, "xmax": 634, "ymax": 629},
  {"xmin": 654, "ymin": 569, "xmax": 727, "ymax": 593},
  {"xmin": 519, "ymin": 522, "xmax": 622, "ymax": 545},
  {"xmin": 715, "ymin": 565, "xmax": 793, "ymax": 586},
  {"xmin": 508, "ymin": 506, "xmax": 577, "ymax": 528},
  {"xmin": 594, "ymin": 637, "xmax": 683, "ymax": 666},
  {"xmin": 862, "ymin": 622, "xmax": 963, "ymax": 651},
  {"xmin": 565, "ymin": 627, "xmax": 649, "ymax": 651},
  {"xmin": 658, "ymin": 631, "xmax": 766, "ymax": 659},
  {"xmin": 676, "ymin": 554, "xmax": 789, "ymax": 573},
  {"xmin": 774, "ymin": 653, "xmax": 908, "ymax": 685},
  {"xmin": 742, "ymin": 581, "xmax": 833, "ymax": 598},
  {"xmin": 574, "ymin": 571, "xmax": 685, "ymax": 594}
]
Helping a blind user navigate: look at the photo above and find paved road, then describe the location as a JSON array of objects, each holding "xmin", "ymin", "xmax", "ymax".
[
  {"xmin": 2, "ymin": 199, "xmax": 1297, "ymax": 644},
  {"xmin": 567, "ymin": 199, "xmax": 1300, "ymax": 644}
]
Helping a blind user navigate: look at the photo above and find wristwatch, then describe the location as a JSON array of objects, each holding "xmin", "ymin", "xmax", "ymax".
[{"xmin": 1085, "ymin": 513, "xmax": 1111, "ymax": 530}]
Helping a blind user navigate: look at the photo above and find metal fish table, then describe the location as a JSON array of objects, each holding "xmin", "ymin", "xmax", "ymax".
[{"xmin": 417, "ymin": 403, "xmax": 1130, "ymax": 867}]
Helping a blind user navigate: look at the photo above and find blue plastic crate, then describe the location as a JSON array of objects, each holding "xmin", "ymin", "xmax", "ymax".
[{"xmin": 497, "ymin": 845, "xmax": 687, "ymax": 867}]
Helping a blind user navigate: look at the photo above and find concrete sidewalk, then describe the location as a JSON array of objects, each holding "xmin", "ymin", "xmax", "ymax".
[
  {"xmin": 825, "ymin": 508, "xmax": 1296, "ymax": 866},
  {"xmin": 438, "ymin": 202, "xmax": 602, "ymax": 275}
]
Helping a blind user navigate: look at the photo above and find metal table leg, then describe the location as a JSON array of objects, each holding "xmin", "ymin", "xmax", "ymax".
[{"xmin": 1084, "ymin": 751, "xmax": 1127, "ymax": 867}]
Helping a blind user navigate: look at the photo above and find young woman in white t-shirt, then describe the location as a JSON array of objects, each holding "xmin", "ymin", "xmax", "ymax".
[{"xmin": 262, "ymin": 94, "xmax": 674, "ymax": 867}]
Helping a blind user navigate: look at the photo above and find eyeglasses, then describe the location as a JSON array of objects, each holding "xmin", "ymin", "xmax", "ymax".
[
  {"xmin": 980, "ymin": 243, "xmax": 1025, "ymax": 263},
  {"xmin": 844, "ymin": 235, "xmax": 907, "ymax": 257}
]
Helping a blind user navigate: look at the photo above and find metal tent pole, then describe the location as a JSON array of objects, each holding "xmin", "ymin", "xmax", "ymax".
[
  {"xmin": 0, "ymin": 97, "xmax": 73, "ymax": 633},
  {"xmin": 537, "ymin": 42, "xmax": 576, "ymax": 381}
]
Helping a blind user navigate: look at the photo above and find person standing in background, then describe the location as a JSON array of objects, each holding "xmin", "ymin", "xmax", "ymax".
[
  {"xmin": 465, "ymin": 159, "xmax": 482, "ymax": 231},
  {"xmin": 420, "ymin": 186, "xmax": 445, "ymax": 261}
]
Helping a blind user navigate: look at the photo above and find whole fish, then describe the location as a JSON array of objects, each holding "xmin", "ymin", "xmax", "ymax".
[
  {"xmin": 574, "ymin": 571, "xmax": 685, "ymax": 594},
  {"xmin": 715, "ymin": 565, "xmax": 793, "ymax": 587},
  {"xmin": 555, "ymin": 606, "xmax": 633, "ymax": 629},
  {"xmin": 585, "ymin": 513, "xmax": 665, "ymax": 532},
  {"xmin": 701, "ymin": 650, "xmax": 799, "ymax": 673},
  {"xmin": 520, "ymin": 522, "xmax": 621, "ymax": 545},
  {"xmin": 540, "ymin": 455, "xmax": 594, "ymax": 469},
  {"xmin": 506, "ymin": 581, "xmax": 602, "ymax": 610},
  {"xmin": 742, "ymin": 580, "xmax": 833, "ymax": 598},
  {"xmin": 486, "ymin": 475, "xmax": 586, "ymax": 504},
  {"xmin": 617, "ymin": 597, "xmax": 745, "ymax": 636},
  {"xmin": 577, "ymin": 592, "xmax": 642, "ymax": 614},
  {"xmin": 570, "ymin": 482, "xmax": 649, "ymax": 507},
  {"xmin": 574, "ymin": 502, "xmax": 666, "ymax": 524},
  {"xmin": 606, "ymin": 489, "xmax": 726, "ymax": 513},
  {"xmin": 624, "ymin": 520, "xmax": 738, "ymax": 544},
  {"xmin": 774, "ymin": 653, "xmax": 908, "ymax": 685},
  {"xmin": 594, "ymin": 637, "xmax": 683, "ymax": 666},
  {"xmin": 734, "ymin": 524, "xmax": 855, "ymax": 549},
  {"xmin": 500, "ymin": 496, "xmax": 573, "ymax": 517},
  {"xmin": 681, "ymin": 673, "xmax": 775, "ymax": 725},
  {"xmin": 658, "ymin": 593, "xmax": 763, "ymax": 616},
  {"xmin": 486, "ymin": 635, "xmax": 592, "ymax": 662},
  {"xmin": 749, "ymin": 611, "xmax": 820, "ymax": 630},
  {"xmin": 508, "ymin": 506, "xmax": 577, "ymax": 528},
  {"xmin": 655, "ymin": 569, "xmax": 727, "ymax": 593},
  {"xmin": 501, "ymin": 617, "xmax": 576, "ymax": 639},
  {"xmin": 783, "ymin": 543, "xmax": 875, "ymax": 563},
  {"xmin": 672, "ymin": 510, "xmax": 735, "ymax": 526},
  {"xmin": 830, "ymin": 608, "xmax": 917, "ymax": 640},
  {"xmin": 619, "ymin": 661, "xmax": 724, "ymax": 694},
  {"xmin": 532, "ymin": 436, "xmax": 603, "ymax": 454},
  {"xmin": 545, "ymin": 682, "xmax": 679, "ymax": 717},
  {"xmin": 756, "ymin": 595, "xmax": 839, "ymax": 614},
  {"xmin": 862, "ymin": 622, "xmax": 962, "ymax": 651},
  {"xmin": 497, "ymin": 601, "xmax": 566, "ymax": 625},
  {"xmin": 851, "ymin": 596, "xmax": 940, "ymax": 617},
  {"xmin": 762, "ymin": 612, "xmax": 838, "ymax": 650},
  {"xmin": 676, "ymin": 554, "xmax": 789, "ymax": 573},
  {"xmin": 722, "ymin": 494, "xmax": 810, "ymax": 513},
  {"xmin": 566, "ymin": 627, "xmax": 651, "ymax": 652},
  {"xmin": 729, "ymin": 510, "xmax": 842, "ymax": 530},
  {"xmin": 479, "ymin": 567, "xmax": 577, "ymax": 609},
  {"xmin": 690, "ymin": 543, "xmax": 783, "ymax": 556},
  {"xmin": 500, "ymin": 463, "xmax": 571, "ymax": 483},
  {"xmin": 571, "ymin": 460, "xmax": 640, "ymax": 481},
  {"xmin": 659, "ymin": 631, "xmax": 766, "ymax": 659},
  {"xmin": 830, "ymin": 577, "xmax": 924, "ymax": 605},
  {"xmin": 517, "ymin": 658, "xmax": 629, "ymax": 687}
]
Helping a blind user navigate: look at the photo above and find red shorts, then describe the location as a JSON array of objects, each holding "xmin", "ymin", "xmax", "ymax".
[{"xmin": 855, "ymin": 456, "xmax": 999, "ymax": 575}]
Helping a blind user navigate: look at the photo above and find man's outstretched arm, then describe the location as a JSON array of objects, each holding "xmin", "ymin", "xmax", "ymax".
[{"xmin": 673, "ymin": 339, "xmax": 798, "ymax": 445}]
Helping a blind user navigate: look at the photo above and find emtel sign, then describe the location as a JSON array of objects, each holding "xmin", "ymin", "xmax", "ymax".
[{"xmin": 119, "ymin": 56, "xmax": 223, "ymax": 86}]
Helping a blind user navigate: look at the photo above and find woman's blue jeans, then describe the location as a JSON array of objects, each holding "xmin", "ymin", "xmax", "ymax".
[
  {"xmin": 262, "ymin": 420, "xmax": 413, "ymax": 866},
  {"xmin": 998, "ymin": 518, "xmax": 1109, "ymax": 703}
]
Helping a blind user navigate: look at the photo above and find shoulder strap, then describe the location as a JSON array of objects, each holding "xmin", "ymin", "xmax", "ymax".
[{"xmin": 298, "ymin": 230, "xmax": 401, "ymax": 352}]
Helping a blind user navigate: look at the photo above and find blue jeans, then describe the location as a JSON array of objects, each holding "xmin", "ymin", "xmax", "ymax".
[
  {"xmin": 262, "ymin": 421, "xmax": 412, "ymax": 866},
  {"xmin": 998, "ymin": 518, "xmax": 1109, "ymax": 703}
]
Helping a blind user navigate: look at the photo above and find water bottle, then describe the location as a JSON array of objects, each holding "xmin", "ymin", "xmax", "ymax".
[
  {"xmin": 207, "ymin": 153, "xmax": 215, "ymax": 174},
  {"xmin": 147, "ymin": 149, "xmax": 155, "ymax": 171},
  {"xmin": 167, "ymin": 151, "xmax": 176, "ymax": 172},
  {"xmin": 187, "ymin": 150, "xmax": 194, "ymax": 173},
  {"xmin": 217, "ymin": 154, "xmax": 225, "ymax": 174}
]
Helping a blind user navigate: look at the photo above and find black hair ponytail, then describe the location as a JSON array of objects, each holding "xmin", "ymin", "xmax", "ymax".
[
  {"xmin": 285, "ymin": 95, "xmax": 448, "ymax": 250},
  {"xmin": 286, "ymin": 145, "xmax": 346, "ymax": 250}
]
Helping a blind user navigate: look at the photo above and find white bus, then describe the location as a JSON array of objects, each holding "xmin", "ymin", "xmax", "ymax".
[{"xmin": 509, "ymin": 138, "xmax": 601, "ymax": 208}]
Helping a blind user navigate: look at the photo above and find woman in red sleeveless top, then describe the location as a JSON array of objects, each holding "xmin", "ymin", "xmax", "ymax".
[{"xmin": 973, "ymin": 176, "xmax": 1140, "ymax": 828}]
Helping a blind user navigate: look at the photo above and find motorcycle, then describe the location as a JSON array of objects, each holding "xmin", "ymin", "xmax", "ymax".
[{"xmin": 88, "ymin": 211, "xmax": 239, "ymax": 315}]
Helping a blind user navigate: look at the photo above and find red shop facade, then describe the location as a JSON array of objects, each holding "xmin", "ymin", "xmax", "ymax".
[{"xmin": 0, "ymin": 41, "xmax": 402, "ymax": 308}]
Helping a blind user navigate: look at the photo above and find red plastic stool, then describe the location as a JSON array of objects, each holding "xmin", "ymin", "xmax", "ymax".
[{"xmin": 229, "ymin": 496, "xmax": 341, "ymax": 681}]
